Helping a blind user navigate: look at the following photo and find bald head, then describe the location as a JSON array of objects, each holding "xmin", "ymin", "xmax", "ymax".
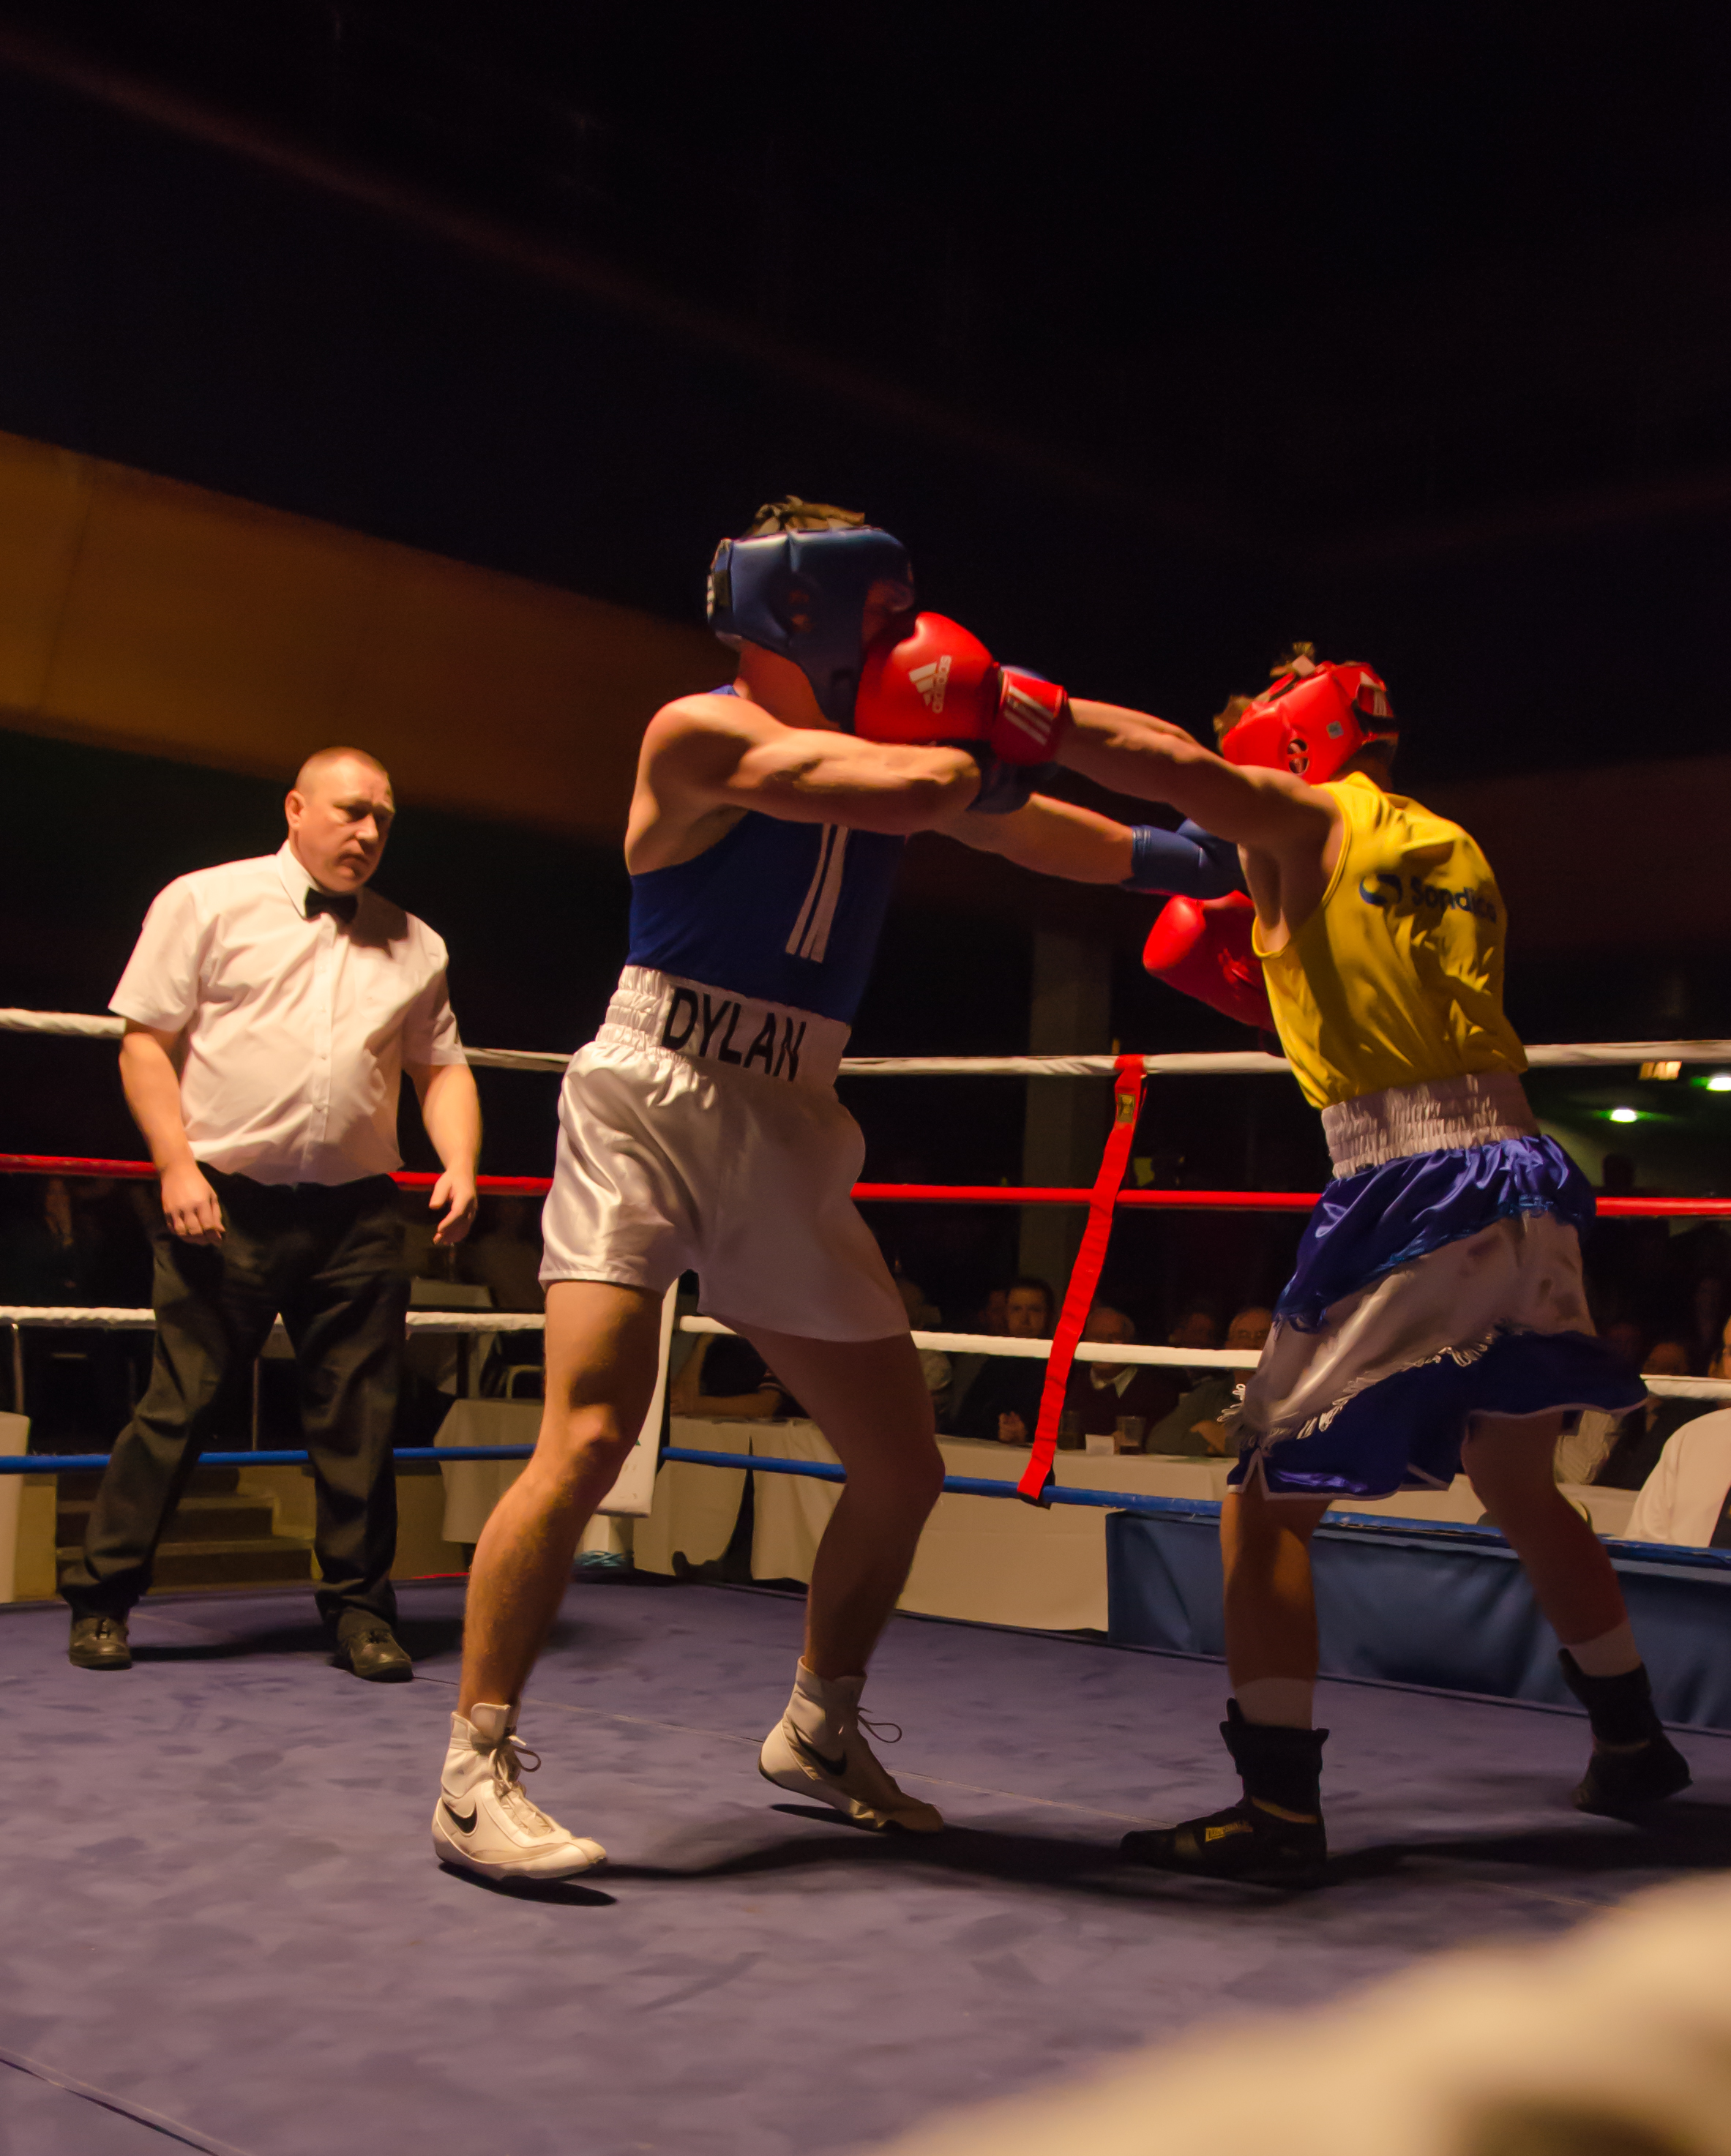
[
  {"xmin": 294, "ymin": 746, "xmax": 391, "ymax": 797},
  {"xmin": 285, "ymin": 747, "xmax": 395, "ymax": 894}
]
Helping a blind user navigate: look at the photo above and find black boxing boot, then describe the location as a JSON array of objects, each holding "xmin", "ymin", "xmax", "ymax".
[
  {"xmin": 1560, "ymin": 1652, "xmax": 1691, "ymax": 1817},
  {"xmin": 1122, "ymin": 1702, "xmax": 1328, "ymax": 1887}
]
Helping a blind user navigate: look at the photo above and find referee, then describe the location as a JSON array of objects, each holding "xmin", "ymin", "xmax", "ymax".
[{"xmin": 62, "ymin": 748, "xmax": 481, "ymax": 1680}]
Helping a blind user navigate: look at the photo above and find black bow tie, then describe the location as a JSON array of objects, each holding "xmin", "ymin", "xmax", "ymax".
[{"xmin": 305, "ymin": 886, "xmax": 359, "ymax": 924}]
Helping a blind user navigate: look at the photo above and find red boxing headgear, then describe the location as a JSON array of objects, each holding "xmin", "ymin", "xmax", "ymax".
[{"xmin": 1219, "ymin": 654, "xmax": 1396, "ymax": 785}]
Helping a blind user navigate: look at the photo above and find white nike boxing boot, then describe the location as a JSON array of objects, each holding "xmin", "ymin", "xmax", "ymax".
[
  {"xmin": 759, "ymin": 1661, "xmax": 943, "ymax": 1832},
  {"xmin": 431, "ymin": 1703, "xmax": 607, "ymax": 1881}
]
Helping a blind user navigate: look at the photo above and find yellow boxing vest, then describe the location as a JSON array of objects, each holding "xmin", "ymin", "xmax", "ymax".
[{"xmin": 1255, "ymin": 773, "xmax": 1527, "ymax": 1110}]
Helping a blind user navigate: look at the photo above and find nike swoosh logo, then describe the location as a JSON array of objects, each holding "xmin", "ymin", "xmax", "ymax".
[
  {"xmin": 443, "ymin": 1799, "xmax": 479, "ymax": 1834},
  {"xmin": 790, "ymin": 1730, "xmax": 848, "ymax": 1780}
]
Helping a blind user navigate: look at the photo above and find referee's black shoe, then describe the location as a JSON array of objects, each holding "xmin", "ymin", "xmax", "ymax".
[
  {"xmin": 334, "ymin": 1621, "xmax": 414, "ymax": 1683},
  {"xmin": 69, "ymin": 1613, "xmax": 132, "ymax": 1670}
]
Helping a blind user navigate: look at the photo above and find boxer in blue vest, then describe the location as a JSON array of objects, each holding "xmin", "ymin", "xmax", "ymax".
[{"xmin": 432, "ymin": 497, "xmax": 1222, "ymax": 1881}]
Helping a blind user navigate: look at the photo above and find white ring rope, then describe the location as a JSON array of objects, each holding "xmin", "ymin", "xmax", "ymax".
[
  {"xmin": 678, "ymin": 1314, "xmax": 1259, "ymax": 1369},
  {"xmin": 7, "ymin": 1304, "xmax": 1731, "ymax": 1399},
  {"xmin": 10, "ymin": 1016, "xmax": 1731, "ymax": 1388},
  {"xmin": 7, "ymin": 1009, "xmax": 1731, "ymax": 1077},
  {"xmin": 0, "ymin": 1306, "xmax": 545, "ymax": 1333}
]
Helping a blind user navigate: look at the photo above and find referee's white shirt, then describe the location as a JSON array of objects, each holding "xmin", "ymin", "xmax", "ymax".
[{"xmin": 110, "ymin": 842, "xmax": 466, "ymax": 1187}]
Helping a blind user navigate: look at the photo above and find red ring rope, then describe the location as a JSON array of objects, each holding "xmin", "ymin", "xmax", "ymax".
[{"xmin": 1, "ymin": 1153, "xmax": 1728, "ymax": 1215}]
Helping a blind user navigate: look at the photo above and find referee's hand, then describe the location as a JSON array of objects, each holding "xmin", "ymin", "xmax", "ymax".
[
  {"xmin": 160, "ymin": 1161, "xmax": 224, "ymax": 1246},
  {"xmin": 430, "ymin": 1169, "xmax": 478, "ymax": 1247}
]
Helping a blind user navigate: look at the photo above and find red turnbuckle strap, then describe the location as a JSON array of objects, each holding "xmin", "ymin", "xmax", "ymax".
[{"xmin": 1017, "ymin": 1054, "xmax": 1146, "ymax": 1505}]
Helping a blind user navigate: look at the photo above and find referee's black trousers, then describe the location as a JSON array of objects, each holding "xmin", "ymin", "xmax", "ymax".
[{"xmin": 61, "ymin": 1169, "xmax": 408, "ymax": 1633}]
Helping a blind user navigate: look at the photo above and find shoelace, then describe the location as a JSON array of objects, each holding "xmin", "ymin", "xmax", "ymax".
[
  {"xmin": 857, "ymin": 1711, "xmax": 902, "ymax": 1745},
  {"xmin": 487, "ymin": 1732, "xmax": 555, "ymax": 1832}
]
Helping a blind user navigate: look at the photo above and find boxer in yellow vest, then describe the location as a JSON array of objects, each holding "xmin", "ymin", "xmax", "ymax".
[{"xmin": 1096, "ymin": 648, "xmax": 1680, "ymax": 1885}]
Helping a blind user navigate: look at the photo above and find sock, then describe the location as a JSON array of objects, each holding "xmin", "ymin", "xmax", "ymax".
[
  {"xmin": 1563, "ymin": 1621, "xmax": 1640, "ymax": 1678},
  {"xmin": 787, "ymin": 1660, "xmax": 863, "ymax": 1751},
  {"xmin": 1233, "ymin": 1677, "xmax": 1315, "ymax": 1729}
]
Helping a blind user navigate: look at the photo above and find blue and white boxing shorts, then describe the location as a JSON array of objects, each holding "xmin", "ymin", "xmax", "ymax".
[
  {"xmin": 1229, "ymin": 1070, "xmax": 1645, "ymax": 1500},
  {"xmin": 539, "ymin": 966, "xmax": 907, "ymax": 1341}
]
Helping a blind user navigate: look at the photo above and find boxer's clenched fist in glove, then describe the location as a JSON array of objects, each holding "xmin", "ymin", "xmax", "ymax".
[
  {"xmin": 855, "ymin": 614, "xmax": 1069, "ymax": 812},
  {"xmin": 1142, "ymin": 891, "xmax": 1275, "ymax": 1033}
]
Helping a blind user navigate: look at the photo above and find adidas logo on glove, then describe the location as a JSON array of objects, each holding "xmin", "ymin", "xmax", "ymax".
[
  {"xmin": 908, "ymin": 657, "xmax": 952, "ymax": 713},
  {"xmin": 998, "ymin": 675, "xmax": 1066, "ymax": 753}
]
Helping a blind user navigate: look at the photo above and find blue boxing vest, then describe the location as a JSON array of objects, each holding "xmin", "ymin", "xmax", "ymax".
[{"xmin": 626, "ymin": 692, "xmax": 904, "ymax": 1025}]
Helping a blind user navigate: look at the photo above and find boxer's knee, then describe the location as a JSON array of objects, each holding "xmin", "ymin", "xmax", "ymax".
[
  {"xmin": 531, "ymin": 1401, "xmax": 638, "ymax": 1500},
  {"xmin": 849, "ymin": 1428, "xmax": 944, "ymax": 1519}
]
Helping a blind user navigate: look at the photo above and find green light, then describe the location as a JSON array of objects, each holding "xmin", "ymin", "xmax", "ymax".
[{"xmin": 1609, "ymin": 1107, "xmax": 1639, "ymax": 1124}]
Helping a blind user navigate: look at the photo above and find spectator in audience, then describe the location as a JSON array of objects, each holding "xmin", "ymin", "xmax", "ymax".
[
  {"xmin": 462, "ymin": 1194, "xmax": 545, "ymax": 1312},
  {"xmin": 670, "ymin": 1333, "xmax": 795, "ymax": 1420},
  {"xmin": 896, "ymin": 1276, "xmax": 952, "ymax": 1418},
  {"xmin": 951, "ymin": 1276, "xmax": 1053, "ymax": 1444},
  {"xmin": 1062, "ymin": 1303, "xmax": 1179, "ymax": 1445},
  {"xmin": 1169, "ymin": 1301, "xmax": 1222, "ymax": 1354},
  {"xmin": 462, "ymin": 1193, "xmax": 547, "ymax": 1394},
  {"xmin": 1164, "ymin": 1300, "xmax": 1225, "ymax": 1392},
  {"xmin": 667, "ymin": 1331, "xmax": 800, "ymax": 1587},
  {"xmin": 1689, "ymin": 1267, "xmax": 1730, "ymax": 1377},
  {"xmin": 975, "ymin": 1285, "xmax": 1010, "ymax": 1335},
  {"xmin": 1595, "ymin": 1339, "xmax": 1704, "ymax": 1490},
  {"xmin": 1626, "ymin": 1405, "xmax": 1731, "ymax": 1546},
  {"xmin": 1555, "ymin": 1317, "xmax": 1648, "ymax": 1482},
  {"xmin": 0, "ymin": 1176, "xmax": 99, "ymax": 1305},
  {"xmin": 1144, "ymin": 1305, "xmax": 1273, "ymax": 1455},
  {"xmin": 0, "ymin": 1177, "xmax": 144, "ymax": 1444},
  {"xmin": 74, "ymin": 1178, "xmax": 154, "ymax": 1309},
  {"xmin": 1582, "ymin": 1154, "xmax": 1670, "ymax": 1333},
  {"xmin": 1599, "ymin": 1319, "xmax": 1645, "ymax": 1380},
  {"xmin": 1561, "ymin": 1332, "xmax": 1697, "ymax": 1486}
]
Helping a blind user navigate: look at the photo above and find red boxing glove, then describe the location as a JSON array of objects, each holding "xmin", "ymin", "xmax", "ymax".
[
  {"xmin": 1141, "ymin": 891, "xmax": 1275, "ymax": 1033},
  {"xmin": 856, "ymin": 614, "xmax": 1070, "ymax": 767}
]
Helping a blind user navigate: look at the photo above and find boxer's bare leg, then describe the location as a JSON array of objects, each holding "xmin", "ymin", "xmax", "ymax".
[
  {"xmin": 1461, "ymin": 1410, "xmax": 1626, "ymax": 1646},
  {"xmin": 1220, "ymin": 1474, "xmax": 1332, "ymax": 1693},
  {"xmin": 1122, "ymin": 1475, "xmax": 1330, "ymax": 1882},
  {"xmin": 737, "ymin": 1325, "xmax": 946, "ymax": 1830},
  {"xmin": 457, "ymin": 1279, "xmax": 662, "ymax": 1718},
  {"xmin": 732, "ymin": 1326, "xmax": 944, "ymax": 1676},
  {"xmin": 1464, "ymin": 1407, "xmax": 1687, "ymax": 1811}
]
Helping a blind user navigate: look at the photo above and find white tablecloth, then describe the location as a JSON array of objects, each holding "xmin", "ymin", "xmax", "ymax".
[
  {"xmin": 0, "ymin": 1411, "xmax": 26, "ymax": 1603},
  {"xmin": 438, "ymin": 1412, "xmax": 1640, "ymax": 1630},
  {"xmin": 435, "ymin": 1399, "xmax": 631, "ymax": 1558},
  {"xmin": 632, "ymin": 1420, "xmax": 1638, "ymax": 1631}
]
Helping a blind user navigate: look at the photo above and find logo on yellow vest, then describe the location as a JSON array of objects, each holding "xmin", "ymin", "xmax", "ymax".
[{"xmin": 1359, "ymin": 872, "xmax": 1496, "ymax": 924}]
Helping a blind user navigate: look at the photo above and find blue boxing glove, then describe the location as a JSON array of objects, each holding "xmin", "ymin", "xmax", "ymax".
[{"xmin": 1123, "ymin": 820, "xmax": 1246, "ymax": 898}]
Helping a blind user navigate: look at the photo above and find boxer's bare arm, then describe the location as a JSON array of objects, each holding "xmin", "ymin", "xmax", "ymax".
[
  {"xmin": 627, "ymin": 691, "xmax": 982, "ymax": 874},
  {"xmin": 946, "ymin": 794, "xmax": 1135, "ymax": 883},
  {"xmin": 1057, "ymin": 700, "xmax": 1345, "ymax": 940}
]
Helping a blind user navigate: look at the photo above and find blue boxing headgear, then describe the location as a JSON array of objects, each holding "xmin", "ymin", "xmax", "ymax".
[{"xmin": 706, "ymin": 521, "xmax": 915, "ymax": 728}]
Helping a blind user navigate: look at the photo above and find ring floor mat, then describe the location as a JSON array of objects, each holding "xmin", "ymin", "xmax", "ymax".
[{"xmin": 4, "ymin": 1574, "xmax": 1731, "ymax": 2156}]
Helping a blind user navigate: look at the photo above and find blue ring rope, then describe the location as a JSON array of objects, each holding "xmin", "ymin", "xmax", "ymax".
[{"xmin": 6, "ymin": 1441, "xmax": 1728, "ymax": 1576}]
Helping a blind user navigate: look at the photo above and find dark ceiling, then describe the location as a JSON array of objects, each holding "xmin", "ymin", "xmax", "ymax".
[
  {"xmin": 1, "ymin": 3, "xmax": 1730, "ymax": 782},
  {"xmin": 11, "ymin": 1, "xmax": 1731, "ymax": 532}
]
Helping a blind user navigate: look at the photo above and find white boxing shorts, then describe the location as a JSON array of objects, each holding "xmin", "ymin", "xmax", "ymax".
[{"xmin": 539, "ymin": 965, "xmax": 908, "ymax": 1341}]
